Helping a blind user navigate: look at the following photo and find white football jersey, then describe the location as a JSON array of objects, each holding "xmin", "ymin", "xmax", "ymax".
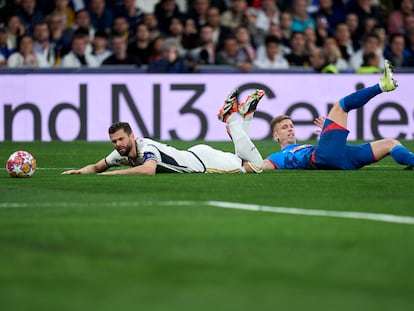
[{"xmin": 105, "ymin": 138, "xmax": 244, "ymax": 174}]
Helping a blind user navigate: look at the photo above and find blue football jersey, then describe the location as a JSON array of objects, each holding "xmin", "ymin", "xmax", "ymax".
[{"xmin": 267, "ymin": 144, "xmax": 316, "ymax": 169}]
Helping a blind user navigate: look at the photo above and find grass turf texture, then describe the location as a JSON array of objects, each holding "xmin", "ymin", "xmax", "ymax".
[{"xmin": 1, "ymin": 140, "xmax": 414, "ymax": 311}]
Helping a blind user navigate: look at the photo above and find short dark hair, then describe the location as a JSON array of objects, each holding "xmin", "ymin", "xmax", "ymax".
[
  {"xmin": 17, "ymin": 34, "xmax": 34, "ymax": 50},
  {"xmin": 108, "ymin": 122, "xmax": 132, "ymax": 135},
  {"xmin": 362, "ymin": 51, "xmax": 377, "ymax": 65},
  {"xmin": 265, "ymin": 35, "xmax": 280, "ymax": 46}
]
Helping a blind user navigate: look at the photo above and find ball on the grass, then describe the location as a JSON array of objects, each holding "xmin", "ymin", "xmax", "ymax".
[{"xmin": 6, "ymin": 151, "xmax": 37, "ymax": 178}]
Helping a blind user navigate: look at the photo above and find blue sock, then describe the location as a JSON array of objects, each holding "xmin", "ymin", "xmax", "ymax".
[
  {"xmin": 339, "ymin": 84, "xmax": 382, "ymax": 112},
  {"xmin": 390, "ymin": 145, "xmax": 414, "ymax": 166}
]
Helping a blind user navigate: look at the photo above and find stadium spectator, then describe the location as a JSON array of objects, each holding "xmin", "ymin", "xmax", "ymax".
[
  {"xmin": 206, "ymin": 6, "xmax": 233, "ymax": 51},
  {"xmin": 186, "ymin": 0, "xmax": 209, "ymax": 30},
  {"xmin": 262, "ymin": 61, "xmax": 414, "ymax": 170},
  {"xmin": 279, "ymin": 11, "xmax": 293, "ymax": 50},
  {"xmin": 267, "ymin": 22, "xmax": 281, "ymax": 38},
  {"xmin": 113, "ymin": 0, "xmax": 144, "ymax": 33},
  {"xmin": 253, "ymin": 35, "xmax": 289, "ymax": 69},
  {"xmin": 404, "ymin": 15, "xmax": 414, "ymax": 34},
  {"xmin": 154, "ymin": 0, "xmax": 184, "ymax": 35},
  {"xmin": 87, "ymin": 0, "xmax": 113, "ymax": 34},
  {"xmin": 234, "ymin": 25, "xmax": 256, "ymax": 63},
  {"xmin": 0, "ymin": 52, "xmax": 5, "ymax": 66},
  {"xmin": 167, "ymin": 16, "xmax": 186, "ymax": 53},
  {"xmin": 355, "ymin": 51, "xmax": 381, "ymax": 73},
  {"xmin": 345, "ymin": 12, "xmax": 362, "ymax": 50},
  {"xmin": 313, "ymin": 13, "xmax": 331, "ymax": 46},
  {"xmin": 181, "ymin": 17, "xmax": 199, "ymax": 50},
  {"xmin": 188, "ymin": 24, "xmax": 216, "ymax": 65},
  {"xmin": 407, "ymin": 26, "xmax": 414, "ymax": 55},
  {"xmin": 387, "ymin": 0, "xmax": 414, "ymax": 36},
  {"xmin": 383, "ymin": 33, "xmax": 414, "ymax": 67},
  {"xmin": 72, "ymin": 9, "xmax": 95, "ymax": 41},
  {"xmin": 0, "ymin": 27, "xmax": 15, "ymax": 61},
  {"xmin": 242, "ymin": 7, "xmax": 266, "ymax": 50},
  {"xmin": 147, "ymin": 35, "xmax": 165, "ymax": 64},
  {"xmin": 334, "ymin": 22, "xmax": 355, "ymax": 61},
  {"xmin": 47, "ymin": 0, "xmax": 75, "ymax": 29},
  {"xmin": 33, "ymin": 21, "xmax": 56, "ymax": 66},
  {"xmin": 142, "ymin": 12, "xmax": 161, "ymax": 40},
  {"xmin": 91, "ymin": 30, "xmax": 111, "ymax": 65},
  {"xmin": 285, "ymin": 31, "xmax": 310, "ymax": 67},
  {"xmin": 102, "ymin": 34, "xmax": 140, "ymax": 66},
  {"xmin": 147, "ymin": 37, "xmax": 190, "ymax": 72},
  {"xmin": 61, "ymin": 32, "xmax": 99, "ymax": 67},
  {"xmin": 347, "ymin": 0, "xmax": 384, "ymax": 37},
  {"xmin": 48, "ymin": 12, "xmax": 72, "ymax": 63},
  {"xmin": 111, "ymin": 16, "xmax": 131, "ymax": 42},
  {"xmin": 303, "ymin": 27, "xmax": 317, "ymax": 53},
  {"xmin": 61, "ymin": 90, "xmax": 265, "ymax": 175},
  {"xmin": 322, "ymin": 36, "xmax": 349, "ymax": 70},
  {"xmin": 308, "ymin": 46, "xmax": 338, "ymax": 73},
  {"xmin": 13, "ymin": 0, "xmax": 45, "ymax": 35},
  {"xmin": 361, "ymin": 16, "xmax": 379, "ymax": 39},
  {"xmin": 8, "ymin": 34, "xmax": 50, "ymax": 67},
  {"xmin": 215, "ymin": 36, "xmax": 253, "ymax": 72},
  {"xmin": 255, "ymin": 0, "xmax": 280, "ymax": 34},
  {"xmin": 265, "ymin": 23, "xmax": 286, "ymax": 51},
  {"xmin": 221, "ymin": 0, "xmax": 248, "ymax": 31},
  {"xmin": 202, "ymin": 0, "xmax": 228, "ymax": 13},
  {"xmin": 315, "ymin": 0, "xmax": 346, "ymax": 32},
  {"xmin": 290, "ymin": 0, "xmax": 315, "ymax": 33},
  {"xmin": 372, "ymin": 25, "xmax": 387, "ymax": 53},
  {"xmin": 5, "ymin": 15, "xmax": 25, "ymax": 50},
  {"xmin": 349, "ymin": 33, "xmax": 384, "ymax": 70},
  {"xmin": 127, "ymin": 22, "xmax": 152, "ymax": 65}
]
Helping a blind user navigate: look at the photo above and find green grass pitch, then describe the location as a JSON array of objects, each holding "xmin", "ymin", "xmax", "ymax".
[{"xmin": 1, "ymin": 140, "xmax": 414, "ymax": 311}]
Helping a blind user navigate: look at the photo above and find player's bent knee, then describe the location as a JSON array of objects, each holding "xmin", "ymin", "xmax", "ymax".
[
  {"xmin": 381, "ymin": 139, "xmax": 402, "ymax": 150},
  {"xmin": 389, "ymin": 139, "xmax": 402, "ymax": 147}
]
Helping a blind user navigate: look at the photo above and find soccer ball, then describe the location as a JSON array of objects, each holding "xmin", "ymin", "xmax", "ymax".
[{"xmin": 6, "ymin": 151, "xmax": 37, "ymax": 178}]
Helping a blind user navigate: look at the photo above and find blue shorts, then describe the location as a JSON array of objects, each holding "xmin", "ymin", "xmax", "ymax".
[{"xmin": 312, "ymin": 119, "xmax": 376, "ymax": 170}]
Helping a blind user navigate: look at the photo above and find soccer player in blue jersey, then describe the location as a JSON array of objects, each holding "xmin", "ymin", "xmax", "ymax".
[{"xmin": 262, "ymin": 60, "xmax": 414, "ymax": 170}]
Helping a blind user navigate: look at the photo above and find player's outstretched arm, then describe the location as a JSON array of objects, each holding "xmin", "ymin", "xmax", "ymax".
[
  {"xmin": 99, "ymin": 159, "xmax": 157, "ymax": 176},
  {"xmin": 61, "ymin": 159, "xmax": 109, "ymax": 175}
]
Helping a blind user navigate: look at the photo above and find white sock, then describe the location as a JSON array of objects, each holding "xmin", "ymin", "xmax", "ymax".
[
  {"xmin": 242, "ymin": 115, "xmax": 253, "ymax": 137},
  {"xmin": 227, "ymin": 118, "xmax": 263, "ymax": 172}
]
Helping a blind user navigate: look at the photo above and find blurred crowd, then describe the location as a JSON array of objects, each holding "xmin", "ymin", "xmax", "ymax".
[{"xmin": 0, "ymin": 0, "xmax": 413, "ymax": 73}]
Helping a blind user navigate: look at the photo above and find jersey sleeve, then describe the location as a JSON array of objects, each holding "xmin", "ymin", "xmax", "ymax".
[
  {"xmin": 105, "ymin": 149, "xmax": 129, "ymax": 167},
  {"xmin": 266, "ymin": 153, "xmax": 280, "ymax": 169},
  {"xmin": 141, "ymin": 145, "xmax": 159, "ymax": 163}
]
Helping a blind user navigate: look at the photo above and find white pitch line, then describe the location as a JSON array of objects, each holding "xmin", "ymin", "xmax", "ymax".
[
  {"xmin": 202, "ymin": 201, "xmax": 414, "ymax": 225},
  {"xmin": 1, "ymin": 200, "xmax": 414, "ymax": 225}
]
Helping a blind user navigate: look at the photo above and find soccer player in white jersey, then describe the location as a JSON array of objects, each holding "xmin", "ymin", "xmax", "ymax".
[{"xmin": 61, "ymin": 89, "xmax": 265, "ymax": 175}]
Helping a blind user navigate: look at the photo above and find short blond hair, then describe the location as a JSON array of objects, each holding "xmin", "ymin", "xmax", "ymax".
[{"xmin": 270, "ymin": 115, "xmax": 291, "ymax": 133}]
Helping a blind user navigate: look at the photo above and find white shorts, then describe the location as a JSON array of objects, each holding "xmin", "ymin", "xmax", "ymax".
[{"xmin": 188, "ymin": 144, "xmax": 243, "ymax": 173}]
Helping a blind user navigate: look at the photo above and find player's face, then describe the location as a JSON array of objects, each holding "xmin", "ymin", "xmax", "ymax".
[
  {"xmin": 274, "ymin": 119, "xmax": 296, "ymax": 146},
  {"xmin": 110, "ymin": 129, "xmax": 134, "ymax": 156}
]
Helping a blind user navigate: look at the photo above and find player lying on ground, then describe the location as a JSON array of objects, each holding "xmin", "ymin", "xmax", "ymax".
[
  {"xmin": 61, "ymin": 90, "xmax": 265, "ymax": 175},
  {"xmin": 261, "ymin": 60, "xmax": 414, "ymax": 170}
]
